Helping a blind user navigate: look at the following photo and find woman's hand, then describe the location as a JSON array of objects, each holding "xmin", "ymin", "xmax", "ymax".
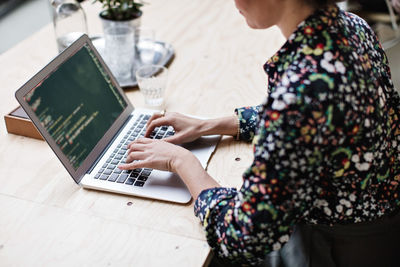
[
  {"xmin": 145, "ymin": 112, "xmax": 205, "ymax": 144},
  {"xmin": 118, "ymin": 137, "xmax": 221, "ymax": 199},
  {"xmin": 145, "ymin": 111, "xmax": 239, "ymax": 144},
  {"xmin": 118, "ymin": 138, "xmax": 190, "ymax": 172}
]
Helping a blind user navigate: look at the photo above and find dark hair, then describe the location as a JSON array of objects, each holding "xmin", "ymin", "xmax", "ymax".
[{"xmin": 304, "ymin": 0, "xmax": 344, "ymax": 7}]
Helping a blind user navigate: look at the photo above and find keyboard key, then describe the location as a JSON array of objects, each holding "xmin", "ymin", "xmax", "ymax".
[
  {"xmin": 103, "ymin": 169, "xmax": 112, "ymax": 175},
  {"xmin": 94, "ymin": 173, "xmax": 100, "ymax": 179},
  {"xmin": 99, "ymin": 168, "xmax": 105, "ymax": 173},
  {"xmin": 100, "ymin": 174, "xmax": 108, "ymax": 180},
  {"xmin": 115, "ymin": 154, "xmax": 123, "ymax": 160},
  {"xmin": 134, "ymin": 181, "xmax": 145, "ymax": 187},
  {"xmin": 108, "ymin": 173, "xmax": 119, "ymax": 182},
  {"xmin": 137, "ymin": 176, "xmax": 148, "ymax": 182},
  {"xmin": 112, "ymin": 159, "xmax": 119, "ymax": 165},
  {"xmin": 141, "ymin": 170, "xmax": 151, "ymax": 177},
  {"xmin": 107, "ymin": 164, "xmax": 116, "ymax": 170},
  {"xmin": 113, "ymin": 168, "xmax": 122, "ymax": 174},
  {"xmin": 130, "ymin": 172, "xmax": 140, "ymax": 178},
  {"xmin": 117, "ymin": 173, "xmax": 129, "ymax": 183},
  {"xmin": 166, "ymin": 131, "xmax": 174, "ymax": 137},
  {"xmin": 132, "ymin": 168, "xmax": 142, "ymax": 174},
  {"xmin": 102, "ymin": 163, "xmax": 108, "ymax": 168},
  {"xmin": 161, "ymin": 126, "xmax": 168, "ymax": 131},
  {"xmin": 106, "ymin": 158, "xmax": 111, "ymax": 163},
  {"xmin": 125, "ymin": 178, "xmax": 135, "ymax": 185}
]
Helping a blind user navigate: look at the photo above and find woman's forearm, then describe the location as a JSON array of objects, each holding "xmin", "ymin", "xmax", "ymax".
[
  {"xmin": 173, "ymin": 150, "xmax": 220, "ymax": 199},
  {"xmin": 199, "ymin": 115, "xmax": 238, "ymax": 137}
]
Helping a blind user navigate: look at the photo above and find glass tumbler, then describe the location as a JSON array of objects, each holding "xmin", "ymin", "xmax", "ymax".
[
  {"xmin": 135, "ymin": 27, "xmax": 156, "ymax": 65},
  {"xmin": 104, "ymin": 25, "xmax": 135, "ymax": 83},
  {"xmin": 136, "ymin": 65, "xmax": 168, "ymax": 107}
]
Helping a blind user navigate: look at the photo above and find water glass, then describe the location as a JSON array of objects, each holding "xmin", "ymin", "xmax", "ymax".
[
  {"xmin": 135, "ymin": 27, "xmax": 156, "ymax": 65},
  {"xmin": 104, "ymin": 25, "xmax": 135, "ymax": 83},
  {"xmin": 136, "ymin": 65, "xmax": 168, "ymax": 107},
  {"xmin": 51, "ymin": 0, "xmax": 88, "ymax": 53}
]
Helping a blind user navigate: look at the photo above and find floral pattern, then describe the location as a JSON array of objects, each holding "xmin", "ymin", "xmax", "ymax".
[{"xmin": 194, "ymin": 5, "xmax": 400, "ymax": 266}]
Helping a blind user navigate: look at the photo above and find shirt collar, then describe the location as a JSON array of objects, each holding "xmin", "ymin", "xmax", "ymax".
[{"xmin": 264, "ymin": 5, "xmax": 341, "ymax": 82}]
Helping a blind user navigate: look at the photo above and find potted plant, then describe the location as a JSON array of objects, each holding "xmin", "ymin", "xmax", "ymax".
[{"xmin": 94, "ymin": 0, "xmax": 144, "ymax": 29}]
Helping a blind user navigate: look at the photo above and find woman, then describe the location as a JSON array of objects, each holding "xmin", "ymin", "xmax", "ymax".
[{"xmin": 120, "ymin": 0, "xmax": 400, "ymax": 265}]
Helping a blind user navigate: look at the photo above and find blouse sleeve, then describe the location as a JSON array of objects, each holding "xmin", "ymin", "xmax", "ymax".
[
  {"xmin": 234, "ymin": 106, "xmax": 261, "ymax": 142},
  {"xmin": 194, "ymin": 75, "xmax": 332, "ymax": 265}
]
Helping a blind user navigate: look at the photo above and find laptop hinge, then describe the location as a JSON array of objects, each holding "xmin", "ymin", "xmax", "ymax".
[{"xmin": 87, "ymin": 114, "xmax": 133, "ymax": 174}]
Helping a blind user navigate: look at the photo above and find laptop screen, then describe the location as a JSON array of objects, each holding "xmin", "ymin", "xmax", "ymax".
[{"xmin": 23, "ymin": 44, "xmax": 127, "ymax": 170}]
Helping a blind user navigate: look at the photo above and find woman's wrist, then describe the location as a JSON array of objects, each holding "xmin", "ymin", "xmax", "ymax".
[
  {"xmin": 171, "ymin": 148, "xmax": 193, "ymax": 173},
  {"xmin": 200, "ymin": 116, "xmax": 238, "ymax": 137},
  {"xmin": 172, "ymin": 148, "xmax": 220, "ymax": 199}
]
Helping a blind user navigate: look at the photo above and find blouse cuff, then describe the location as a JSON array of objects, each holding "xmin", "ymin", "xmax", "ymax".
[
  {"xmin": 234, "ymin": 106, "xmax": 261, "ymax": 142},
  {"xmin": 194, "ymin": 187, "xmax": 238, "ymax": 225}
]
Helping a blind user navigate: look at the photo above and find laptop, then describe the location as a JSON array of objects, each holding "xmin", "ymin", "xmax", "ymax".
[{"xmin": 15, "ymin": 34, "xmax": 220, "ymax": 204}]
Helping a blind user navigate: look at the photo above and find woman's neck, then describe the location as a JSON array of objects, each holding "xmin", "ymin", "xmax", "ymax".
[{"xmin": 276, "ymin": 2, "xmax": 316, "ymax": 39}]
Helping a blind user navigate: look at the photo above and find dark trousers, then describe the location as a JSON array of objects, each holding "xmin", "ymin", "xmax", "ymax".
[
  {"xmin": 211, "ymin": 211, "xmax": 400, "ymax": 267},
  {"xmin": 266, "ymin": 211, "xmax": 400, "ymax": 267}
]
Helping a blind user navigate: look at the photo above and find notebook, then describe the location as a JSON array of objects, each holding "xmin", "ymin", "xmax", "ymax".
[{"xmin": 15, "ymin": 34, "xmax": 220, "ymax": 204}]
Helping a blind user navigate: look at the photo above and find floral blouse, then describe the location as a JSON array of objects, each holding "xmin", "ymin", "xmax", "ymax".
[{"xmin": 194, "ymin": 5, "xmax": 400, "ymax": 266}]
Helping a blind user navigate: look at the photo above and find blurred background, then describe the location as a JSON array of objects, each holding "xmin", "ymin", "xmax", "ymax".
[
  {"xmin": 0, "ymin": 0, "xmax": 398, "ymax": 90},
  {"xmin": 0, "ymin": 0, "xmax": 51, "ymax": 54}
]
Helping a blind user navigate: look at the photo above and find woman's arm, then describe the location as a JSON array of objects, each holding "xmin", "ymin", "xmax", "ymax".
[
  {"xmin": 144, "ymin": 112, "xmax": 238, "ymax": 144},
  {"xmin": 144, "ymin": 105, "xmax": 261, "ymax": 145}
]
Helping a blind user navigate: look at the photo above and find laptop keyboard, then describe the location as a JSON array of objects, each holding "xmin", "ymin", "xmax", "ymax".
[{"xmin": 93, "ymin": 114, "xmax": 174, "ymax": 187}]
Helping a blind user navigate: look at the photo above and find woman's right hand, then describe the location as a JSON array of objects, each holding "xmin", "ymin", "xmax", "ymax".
[{"xmin": 145, "ymin": 112, "xmax": 206, "ymax": 144}]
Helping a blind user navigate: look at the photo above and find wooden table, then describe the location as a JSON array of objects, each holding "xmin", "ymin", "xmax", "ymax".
[{"xmin": 0, "ymin": 0, "xmax": 284, "ymax": 265}]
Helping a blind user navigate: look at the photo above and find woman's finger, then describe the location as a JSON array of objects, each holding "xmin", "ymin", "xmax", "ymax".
[
  {"xmin": 163, "ymin": 134, "xmax": 183, "ymax": 145},
  {"xmin": 132, "ymin": 137, "xmax": 153, "ymax": 145},
  {"xmin": 125, "ymin": 151, "xmax": 147, "ymax": 163},
  {"xmin": 145, "ymin": 117, "xmax": 171, "ymax": 137},
  {"xmin": 146, "ymin": 112, "xmax": 166, "ymax": 128},
  {"xmin": 118, "ymin": 160, "xmax": 149, "ymax": 170},
  {"xmin": 127, "ymin": 141, "xmax": 149, "ymax": 150}
]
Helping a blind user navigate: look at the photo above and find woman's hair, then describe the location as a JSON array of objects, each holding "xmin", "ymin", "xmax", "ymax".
[{"xmin": 304, "ymin": 0, "xmax": 344, "ymax": 7}]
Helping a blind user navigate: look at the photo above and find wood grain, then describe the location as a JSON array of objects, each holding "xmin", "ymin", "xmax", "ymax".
[{"xmin": 0, "ymin": 0, "xmax": 285, "ymax": 265}]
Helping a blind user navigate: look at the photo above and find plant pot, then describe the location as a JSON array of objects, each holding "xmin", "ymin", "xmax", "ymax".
[
  {"xmin": 99, "ymin": 10, "xmax": 142, "ymax": 32},
  {"xmin": 99, "ymin": 10, "xmax": 143, "ymax": 84}
]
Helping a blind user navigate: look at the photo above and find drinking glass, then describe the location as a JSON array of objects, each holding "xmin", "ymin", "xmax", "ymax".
[
  {"xmin": 51, "ymin": 0, "xmax": 88, "ymax": 53},
  {"xmin": 135, "ymin": 65, "xmax": 168, "ymax": 107},
  {"xmin": 135, "ymin": 27, "xmax": 156, "ymax": 65},
  {"xmin": 104, "ymin": 25, "xmax": 135, "ymax": 83}
]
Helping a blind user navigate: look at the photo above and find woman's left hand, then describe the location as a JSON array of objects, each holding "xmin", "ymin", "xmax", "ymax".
[
  {"xmin": 118, "ymin": 138, "xmax": 190, "ymax": 172},
  {"xmin": 118, "ymin": 138, "xmax": 221, "ymax": 199}
]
